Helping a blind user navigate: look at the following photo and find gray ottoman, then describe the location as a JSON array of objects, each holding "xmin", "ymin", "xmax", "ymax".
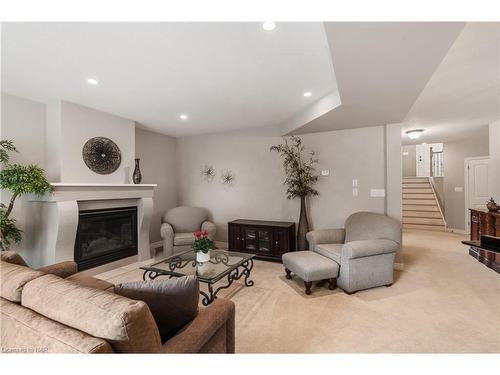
[{"xmin": 282, "ymin": 251, "xmax": 339, "ymax": 295}]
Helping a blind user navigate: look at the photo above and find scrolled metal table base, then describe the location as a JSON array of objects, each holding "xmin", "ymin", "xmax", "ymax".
[{"xmin": 142, "ymin": 258, "xmax": 254, "ymax": 306}]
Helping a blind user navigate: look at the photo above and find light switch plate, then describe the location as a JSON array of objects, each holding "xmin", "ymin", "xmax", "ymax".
[
  {"xmin": 370, "ymin": 189, "xmax": 386, "ymax": 197},
  {"xmin": 321, "ymin": 169, "xmax": 330, "ymax": 176},
  {"xmin": 454, "ymin": 187, "xmax": 463, "ymax": 193},
  {"xmin": 352, "ymin": 179, "xmax": 358, "ymax": 187},
  {"xmin": 352, "ymin": 188, "xmax": 358, "ymax": 197}
]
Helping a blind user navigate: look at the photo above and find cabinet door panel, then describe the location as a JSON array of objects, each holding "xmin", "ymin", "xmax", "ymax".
[
  {"xmin": 243, "ymin": 227, "xmax": 258, "ymax": 252},
  {"xmin": 257, "ymin": 229, "xmax": 272, "ymax": 254},
  {"xmin": 228, "ymin": 224, "xmax": 241, "ymax": 250},
  {"xmin": 273, "ymin": 229, "xmax": 288, "ymax": 256}
]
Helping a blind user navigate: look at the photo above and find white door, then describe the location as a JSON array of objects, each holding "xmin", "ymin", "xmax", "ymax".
[
  {"xmin": 416, "ymin": 143, "xmax": 430, "ymax": 177},
  {"xmin": 465, "ymin": 157, "xmax": 490, "ymax": 231}
]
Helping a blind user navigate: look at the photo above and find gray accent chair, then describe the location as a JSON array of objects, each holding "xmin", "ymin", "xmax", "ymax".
[
  {"xmin": 160, "ymin": 206, "xmax": 216, "ymax": 258},
  {"xmin": 306, "ymin": 212, "xmax": 401, "ymax": 294}
]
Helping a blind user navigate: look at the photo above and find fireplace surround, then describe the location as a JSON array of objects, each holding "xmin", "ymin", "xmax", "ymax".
[{"xmin": 29, "ymin": 183, "xmax": 156, "ymax": 270}]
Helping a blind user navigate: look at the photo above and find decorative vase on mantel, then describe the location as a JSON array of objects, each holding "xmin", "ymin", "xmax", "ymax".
[
  {"xmin": 297, "ymin": 196, "xmax": 309, "ymax": 251},
  {"xmin": 132, "ymin": 158, "xmax": 142, "ymax": 184}
]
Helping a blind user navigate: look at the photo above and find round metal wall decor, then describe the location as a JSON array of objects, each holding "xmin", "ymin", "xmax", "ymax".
[{"xmin": 82, "ymin": 137, "xmax": 122, "ymax": 174}]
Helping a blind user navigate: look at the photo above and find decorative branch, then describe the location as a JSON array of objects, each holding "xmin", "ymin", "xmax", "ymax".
[{"xmin": 270, "ymin": 136, "xmax": 319, "ymax": 199}]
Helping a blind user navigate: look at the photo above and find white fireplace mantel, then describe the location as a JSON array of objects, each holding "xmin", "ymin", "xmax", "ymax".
[{"xmin": 29, "ymin": 183, "xmax": 157, "ymax": 269}]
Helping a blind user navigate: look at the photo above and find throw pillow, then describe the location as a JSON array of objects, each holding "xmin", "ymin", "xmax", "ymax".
[{"xmin": 114, "ymin": 275, "xmax": 199, "ymax": 343}]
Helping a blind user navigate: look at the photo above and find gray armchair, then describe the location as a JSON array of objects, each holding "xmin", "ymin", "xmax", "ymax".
[
  {"xmin": 160, "ymin": 206, "xmax": 216, "ymax": 259},
  {"xmin": 306, "ymin": 212, "xmax": 401, "ymax": 294}
]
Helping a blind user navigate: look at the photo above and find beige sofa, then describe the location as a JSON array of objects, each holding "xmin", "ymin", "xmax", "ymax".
[{"xmin": 0, "ymin": 252, "xmax": 235, "ymax": 353}]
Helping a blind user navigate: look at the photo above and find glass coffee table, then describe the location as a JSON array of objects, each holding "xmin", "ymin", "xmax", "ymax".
[{"xmin": 141, "ymin": 249, "xmax": 255, "ymax": 305}]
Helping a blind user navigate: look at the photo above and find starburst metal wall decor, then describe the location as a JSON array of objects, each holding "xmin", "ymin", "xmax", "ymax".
[
  {"xmin": 220, "ymin": 169, "xmax": 235, "ymax": 187},
  {"xmin": 200, "ymin": 164, "xmax": 216, "ymax": 182},
  {"xmin": 82, "ymin": 137, "xmax": 122, "ymax": 175}
]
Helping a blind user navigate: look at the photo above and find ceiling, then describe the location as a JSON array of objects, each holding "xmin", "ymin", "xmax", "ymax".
[
  {"xmin": 3, "ymin": 22, "xmax": 495, "ymax": 141},
  {"xmin": 1, "ymin": 22, "xmax": 337, "ymax": 137},
  {"xmin": 288, "ymin": 22, "xmax": 466, "ymax": 135},
  {"xmin": 401, "ymin": 22, "xmax": 500, "ymax": 145}
]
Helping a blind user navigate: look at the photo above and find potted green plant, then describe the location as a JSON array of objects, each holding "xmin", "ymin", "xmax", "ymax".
[
  {"xmin": 270, "ymin": 136, "xmax": 319, "ymax": 250},
  {"xmin": 192, "ymin": 230, "xmax": 215, "ymax": 263},
  {"xmin": 0, "ymin": 140, "xmax": 52, "ymax": 251}
]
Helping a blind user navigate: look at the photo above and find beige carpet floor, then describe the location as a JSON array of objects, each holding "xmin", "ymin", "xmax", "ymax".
[{"xmin": 96, "ymin": 229, "xmax": 500, "ymax": 353}]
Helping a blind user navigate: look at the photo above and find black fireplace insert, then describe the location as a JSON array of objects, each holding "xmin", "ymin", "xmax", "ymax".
[{"xmin": 75, "ymin": 206, "xmax": 138, "ymax": 271}]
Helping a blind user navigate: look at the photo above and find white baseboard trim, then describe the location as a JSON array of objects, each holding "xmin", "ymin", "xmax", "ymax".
[
  {"xmin": 394, "ymin": 262, "xmax": 404, "ymax": 271},
  {"xmin": 447, "ymin": 228, "xmax": 468, "ymax": 235}
]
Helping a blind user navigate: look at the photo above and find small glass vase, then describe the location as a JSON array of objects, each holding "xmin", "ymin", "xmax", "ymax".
[{"xmin": 196, "ymin": 250, "xmax": 211, "ymax": 263}]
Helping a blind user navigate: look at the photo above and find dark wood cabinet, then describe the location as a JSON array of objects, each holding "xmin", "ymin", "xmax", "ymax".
[
  {"xmin": 468, "ymin": 209, "xmax": 500, "ymax": 274},
  {"xmin": 228, "ymin": 219, "xmax": 296, "ymax": 262}
]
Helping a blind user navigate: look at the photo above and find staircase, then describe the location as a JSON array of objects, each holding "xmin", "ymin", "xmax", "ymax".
[{"xmin": 403, "ymin": 177, "xmax": 446, "ymax": 231}]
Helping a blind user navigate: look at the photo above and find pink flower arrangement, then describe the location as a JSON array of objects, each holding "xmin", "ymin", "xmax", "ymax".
[
  {"xmin": 193, "ymin": 230, "xmax": 209, "ymax": 239},
  {"xmin": 192, "ymin": 230, "xmax": 214, "ymax": 253}
]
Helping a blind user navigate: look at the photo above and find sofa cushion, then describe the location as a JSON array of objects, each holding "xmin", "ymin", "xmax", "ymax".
[
  {"xmin": 66, "ymin": 272, "xmax": 114, "ymax": 291},
  {"xmin": 313, "ymin": 243, "xmax": 343, "ymax": 264},
  {"xmin": 0, "ymin": 261, "xmax": 45, "ymax": 303},
  {"xmin": 114, "ymin": 276, "xmax": 199, "ymax": 343},
  {"xmin": 1, "ymin": 298, "xmax": 113, "ymax": 353},
  {"xmin": 1, "ymin": 251, "xmax": 28, "ymax": 266},
  {"xmin": 21, "ymin": 274, "xmax": 162, "ymax": 353},
  {"xmin": 174, "ymin": 232, "xmax": 196, "ymax": 246}
]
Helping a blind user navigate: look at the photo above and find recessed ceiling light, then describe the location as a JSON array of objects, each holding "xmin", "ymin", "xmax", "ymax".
[
  {"xmin": 262, "ymin": 22, "xmax": 276, "ymax": 31},
  {"xmin": 303, "ymin": 91, "xmax": 312, "ymax": 97},
  {"xmin": 179, "ymin": 114, "xmax": 188, "ymax": 120},
  {"xmin": 405, "ymin": 129, "xmax": 424, "ymax": 139},
  {"xmin": 87, "ymin": 78, "xmax": 99, "ymax": 85}
]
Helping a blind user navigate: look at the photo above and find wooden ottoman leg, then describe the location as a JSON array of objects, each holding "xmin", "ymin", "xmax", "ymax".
[
  {"xmin": 304, "ymin": 281, "xmax": 312, "ymax": 295},
  {"xmin": 328, "ymin": 278, "xmax": 337, "ymax": 290},
  {"xmin": 285, "ymin": 268, "xmax": 292, "ymax": 279}
]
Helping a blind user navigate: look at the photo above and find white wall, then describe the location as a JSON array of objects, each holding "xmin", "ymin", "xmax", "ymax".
[
  {"xmin": 1, "ymin": 93, "xmax": 46, "ymax": 265},
  {"xmin": 176, "ymin": 125, "xmax": 394, "ymax": 244},
  {"xmin": 443, "ymin": 135, "xmax": 490, "ymax": 230},
  {"xmin": 135, "ymin": 127, "xmax": 177, "ymax": 243},
  {"xmin": 489, "ymin": 120, "xmax": 500, "ymax": 201},
  {"xmin": 47, "ymin": 101, "xmax": 136, "ymax": 183}
]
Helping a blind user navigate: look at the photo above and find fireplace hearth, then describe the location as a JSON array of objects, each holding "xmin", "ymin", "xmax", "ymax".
[{"xmin": 75, "ymin": 206, "xmax": 138, "ymax": 270}]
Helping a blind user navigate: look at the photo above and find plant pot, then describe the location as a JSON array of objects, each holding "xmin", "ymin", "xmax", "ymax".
[
  {"xmin": 196, "ymin": 250, "xmax": 211, "ymax": 263},
  {"xmin": 297, "ymin": 196, "xmax": 309, "ymax": 251}
]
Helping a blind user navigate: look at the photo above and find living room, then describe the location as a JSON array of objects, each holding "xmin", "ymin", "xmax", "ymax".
[{"xmin": 1, "ymin": 1, "xmax": 499, "ymax": 373}]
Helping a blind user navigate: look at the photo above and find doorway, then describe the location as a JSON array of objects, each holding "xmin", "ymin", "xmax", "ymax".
[{"xmin": 464, "ymin": 157, "xmax": 490, "ymax": 233}]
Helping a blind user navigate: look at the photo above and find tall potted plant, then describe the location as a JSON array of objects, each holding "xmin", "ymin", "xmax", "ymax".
[
  {"xmin": 0, "ymin": 140, "xmax": 52, "ymax": 251},
  {"xmin": 270, "ymin": 136, "xmax": 319, "ymax": 250}
]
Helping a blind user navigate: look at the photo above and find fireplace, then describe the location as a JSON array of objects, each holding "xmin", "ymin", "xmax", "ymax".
[{"xmin": 75, "ymin": 206, "xmax": 138, "ymax": 271}]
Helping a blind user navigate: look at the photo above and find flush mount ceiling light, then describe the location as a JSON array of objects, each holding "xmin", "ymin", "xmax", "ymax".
[
  {"xmin": 303, "ymin": 91, "xmax": 312, "ymax": 97},
  {"xmin": 87, "ymin": 78, "xmax": 99, "ymax": 85},
  {"xmin": 405, "ymin": 129, "xmax": 424, "ymax": 139},
  {"xmin": 179, "ymin": 114, "xmax": 188, "ymax": 120},
  {"xmin": 262, "ymin": 22, "xmax": 276, "ymax": 31}
]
